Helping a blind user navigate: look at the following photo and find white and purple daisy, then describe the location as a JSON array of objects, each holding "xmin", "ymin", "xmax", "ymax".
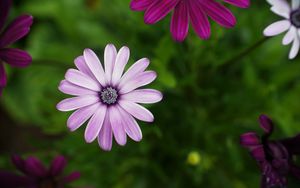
[
  {"xmin": 57, "ymin": 44, "xmax": 163, "ymax": 151},
  {"xmin": 263, "ymin": 0, "xmax": 300, "ymax": 59}
]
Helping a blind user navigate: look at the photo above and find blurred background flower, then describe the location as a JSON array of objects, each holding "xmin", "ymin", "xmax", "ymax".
[
  {"xmin": 0, "ymin": 155, "xmax": 80, "ymax": 188},
  {"xmin": 0, "ymin": 0, "xmax": 300, "ymax": 187}
]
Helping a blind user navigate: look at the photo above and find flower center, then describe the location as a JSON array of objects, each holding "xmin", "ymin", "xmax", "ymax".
[
  {"xmin": 100, "ymin": 87, "xmax": 118, "ymax": 105},
  {"xmin": 291, "ymin": 9, "xmax": 300, "ymax": 28}
]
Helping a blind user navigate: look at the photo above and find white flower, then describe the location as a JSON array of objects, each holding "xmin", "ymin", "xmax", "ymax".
[{"xmin": 264, "ymin": 0, "xmax": 300, "ymax": 59}]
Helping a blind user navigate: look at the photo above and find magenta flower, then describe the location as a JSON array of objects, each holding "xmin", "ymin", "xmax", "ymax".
[
  {"xmin": 130, "ymin": 0, "xmax": 250, "ymax": 42},
  {"xmin": 57, "ymin": 44, "xmax": 163, "ymax": 151},
  {"xmin": 0, "ymin": 155, "xmax": 80, "ymax": 188},
  {"xmin": 0, "ymin": 0, "xmax": 33, "ymax": 95},
  {"xmin": 240, "ymin": 115, "xmax": 300, "ymax": 188}
]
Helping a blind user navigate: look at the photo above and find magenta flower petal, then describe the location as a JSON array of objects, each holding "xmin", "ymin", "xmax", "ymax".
[
  {"xmin": 144, "ymin": 0, "xmax": 179, "ymax": 24},
  {"xmin": 170, "ymin": 0, "xmax": 189, "ymax": 42},
  {"xmin": 67, "ymin": 103, "xmax": 99, "ymax": 131},
  {"xmin": 119, "ymin": 58, "xmax": 150, "ymax": 88},
  {"xmin": 122, "ymin": 89, "xmax": 163, "ymax": 104},
  {"xmin": 56, "ymin": 95, "xmax": 99, "ymax": 112},
  {"xmin": 200, "ymin": 0, "xmax": 236, "ymax": 28},
  {"xmin": 49, "ymin": 156, "xmax": 67, "ymax": 176},
  {"xmin": 259, "ymin": 114, "xmax": 274, "ymax": 135},
  {"xmin": 24, "ymin": 157, "xmax": 47, "ymax": 177},
  {"xmin": 0, "ymin": 0, "xmax": 12, "ymax": 31},
  {"xmin": 84, "ymin": 105, "xmax": 107, "ymax": 143},
  {"xmin": 224, "ymin": 0, "xmax": 250, "ymax": 8},
  {"xmin": 11, "ymin": 155, "xmax": 26, "ymax": 174},
  {"xmin": 119, "ymin": 100, "xmax": 154, "ymax": 122},
  {"xmin": 0, "ymin": 48, "xmax": 32, "ymax": 67},
  {"xmin": 240, "ymin": 132, "xmax": 260, "ymax": 147},
  {"xmin": 188, "ymin": 1, "xmax": 211, "ymax": 39},
  {"xmin": 0, "ymin": 63, "xmax": 6, "ymax": 88},
  {"xmin": 0, "ymin": 15, "xmax": 33, "ymax": 48},
  {"xmin": 65, "ymin": 69, "xmax": 101, "ymax": 91},
  {"xmin": 62, "ymin": 171, "xmax": 81, "ymax": 183},
  {"xmin": 119, "ymin": 71, "xmax": 157, "ymax": 94},
  {"xmin": 119, "ymin": 107, "xmax": 143, "ymax": 142},
  {"xmin": 109, "ymin": 106, "xmax": 127, "ymax": 146},
  {"xmin": 111, "ymin": 46, "xmax": 130, "ymax": 86},
  {"xmin": 250, "ymin": 145, "xmax": 266, "ymax": 161},
  {"xmin": 98, "ymin": 113, "xmax": 113, "ymax": 151},
  {"xmin": 58, "ymin": 44, "xmax": 162, "ymax": 150},
  {"xmin": 130, "ymin": 0, "xmax": 154, "ymax": 11}
]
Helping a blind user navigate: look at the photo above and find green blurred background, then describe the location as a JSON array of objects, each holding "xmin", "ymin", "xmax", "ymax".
[{"xmin": 1, "ymin": 0, "xmax": 300, "ymax": 187}]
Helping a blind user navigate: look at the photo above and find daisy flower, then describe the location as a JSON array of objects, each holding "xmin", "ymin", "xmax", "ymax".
[
  {"xmin": 130, "ymin": 0, "xmax": 250, "ymax": 42},
  {"xmin": 57, "ymin": 44, "xmax": 163, "ymax": 151},
  {"xmin": 263, "ymin": 0, "xmax": 300, "ymax": 59},
  {"xmin": 0, "ymin": 155, "xmax": 80, "ymax": 188},
  {"xmin": 0, "ymin": 0, "xmax": 33, "ymax": 95},
  {"xmin": 240, "ymin": 115, "xmax": 300, "ymax": 188}
]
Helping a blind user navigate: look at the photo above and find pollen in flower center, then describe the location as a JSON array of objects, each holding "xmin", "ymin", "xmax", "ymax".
[
  {"xmin": 100, "ymin": 87, "xmax": 118, "ymax": 105},
  {"xmin": 291, "ymin": 9, "xmax": 300, "ymax": 28}
]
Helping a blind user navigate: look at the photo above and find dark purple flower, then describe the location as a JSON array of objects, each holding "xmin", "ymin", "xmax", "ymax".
[
  {"xmin": 130, "ymin": 0, "xmax": 250, "ymax": 42},
  {"xmin": 0, "ymin": 155, "xmax": 80, "ymax": 188},
  {"xmin": 0, "ymin": 0, "xmax": 33, "ymax": 95},
  {"xmin": 240, "ymin": 114, "xmax": 300, "ymax": 188}
]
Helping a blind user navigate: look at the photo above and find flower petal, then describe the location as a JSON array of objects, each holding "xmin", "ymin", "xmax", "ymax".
[
  {"xmin": 263, "ymin": 20, "xmax": 290, "ymax": 36},
  {"xmin": 200, "ymin": 0, "xmax": 236, "ymax": 28},
  {"xmin": 289, "ymin": 36, "xmax": 300, "ymax": 59},
  {"xmin": 83, "ymin": 48, "xmax": 107, "ymax": 86},
  {"xmin": 67, "ymin": 103, "xmax": 99, "ymax": 131},
  {"xmin": 0, "ymin": 15, "xmax": 33, "ymax": 48},
  {"xmin": 0, "ymin": 63, "xmax": 6, "ymax": 88},
  {"xmin": 109, "ymin": 106, "xmax": 127, "ymax": 146},
  {"xmin": 104, "ymin": 44, "xmax": 117, "ymax": 84},
  {"xmin": 49, "ymin": 156, "xmax": 67, "ymax": 176},
  {"xmin": 267, "ymin": 0, "xmax": 291, "ymax": 18},
  {"xmin": 118, "ymin": 107, "xmax": 143, "ymax": 142},
  {"xmin": 223, "ymin": 0, "xmax": 250, "ymax": 8},
  {"xmin": 98, "ymin": 113, "xmax": 113, "ymax": 151},
  {"xmin": 119, "ymin": 71, "xmax": 157, "ymax": 94},
  {"xmin": 11, "ymin": 155, "xmax": 26, "ymax": 174},
  {"xmin": 259, "ymin": 115, "xmax": 274, "ymax": 135},
  {"xmin": 122, "ymin": 89, "xmax": 163, "ymax": 104},
  {"xmin": 188, "ymin": 0, "xmax": 211, "ymax": 39},
  {"xmin": 111, "ymin": 46, "xmax": 130, "ymax": 86},
  {"xmin": 144, "ymin": 0, "xmax": 178, "ymax": 24},
  {"xmin": 0, "ymin": 48, "xmax": 32, "ymax": 67},
  {"xmin": 58, "ymin": 80, "xmax": 97, "ymax": 96},
  {"xmin": 281, "ymin": 134, "xmax": 300, "ymax": 155},
  {"xmin": 282, "ymin": 26, "xmax": 297, "ymax": 45},
  {"xmin": 0, "ymin": 0, "xmax": 12, "ymax": 31},
  {"xmin": 24, "ymin": 157, "xmax": 47, "ymax": 177},
  {"xmin": 84, "ymin": 105, "xmax": 107, "ymax": 143},
  {"xmin": 250, "ymin": 145, "xmax": 266, "ymax": 161},
  {"xmin": 65, "ymin": 69, "xmax": 101, "ymax": 91},
  {"xmin": 130, "ymin": 0, "xmax": 153, "ymax": 11},
  {"xmin": 170, "ymin": 0, "xmax": 189, "ymax": 42},
  {"xmin": 119, "ymin": 100, "xmax": 154, "ymax": 122},
  {"xmin": 119, "ymin": 58, "xmax": 150, "ymax": 88},
  {"xmin": 240, "ymin": 132, "xmax": 261, "ymax": 147},
  {"xmin": 74, "ymin": 56, "xmax": 95, "ymax": 79},
  {"xmin": 62, "ymin": 171, "xmax": 81, "ymax": 183},
  {"xmin": 56, "ymin": 95, "xmax": 99, "ymax": 112}
]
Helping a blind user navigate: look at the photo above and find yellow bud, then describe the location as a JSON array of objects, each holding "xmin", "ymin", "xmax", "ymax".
[{"xmin": 187, "ymin": 151, "xmax": 201, "ymax": 166}]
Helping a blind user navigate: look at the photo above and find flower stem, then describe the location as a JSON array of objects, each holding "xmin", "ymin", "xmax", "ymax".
[{"xmin": 219, "ymin": 37, "xmax": 270, "ymax": 69}]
